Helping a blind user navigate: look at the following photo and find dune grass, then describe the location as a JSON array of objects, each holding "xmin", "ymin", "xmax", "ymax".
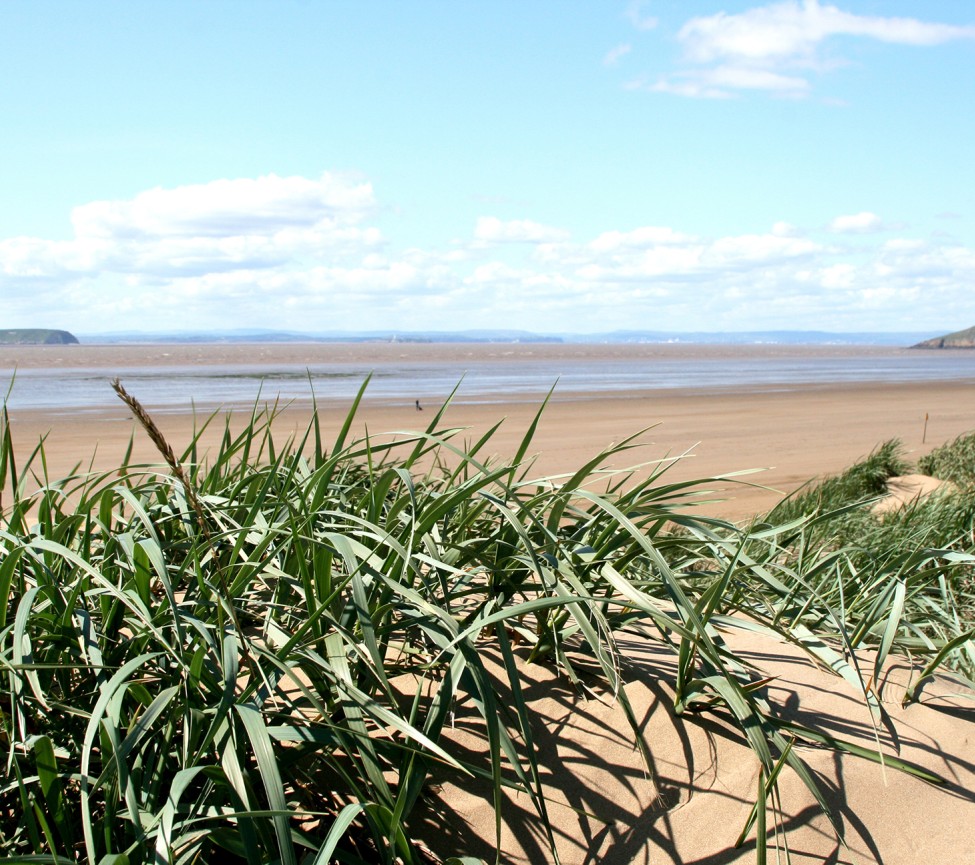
[
  {"xmin": 919, "ymin": 430, "xmax": 975, "ymax": 487},
  {"xmin": 759, "ymin": 437, "xmax": 975, "ymax": 685},
  {"xmin": 0, "ymin": 384, "xmax": 972, "ymax": 864},
  {"xmin": 764, "ymin": 439, "xmax": 912, "ymax": 527}
]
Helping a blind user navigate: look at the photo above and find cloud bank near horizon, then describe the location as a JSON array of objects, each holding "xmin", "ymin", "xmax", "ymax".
[{"xmin": 1, "ymin": 170, "xmax": 972, "ymax": 334}]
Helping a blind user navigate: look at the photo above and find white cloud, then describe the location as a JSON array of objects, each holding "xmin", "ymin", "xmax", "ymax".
[
  {"xmin": 1, "ymin": 172, "xmax": 382, "ymax": 293},
  {"xmin": 819, "ymin": 263, "xmax": 856, "ymax": 288},
  {"xmin": 577, "ymin": 245, "xmax": 704, "ymax": 281},
  {"xmin": 474, "ymin": 217, "xmax": 570, "ymax": 244},
  {"xmin": 706, "ymin": 232, "xmax": 820, "ymax": 265},
  {"xmin": 650, "ymin": 64, "xmax": 810, "ymax": 98},
  {"xmin": 0, "ymin": 171, "xmax": 388, "ymax": 326},
  {"xmin": 1, "ymin": 169, "xmax": 974, "ymax": 333},
  {"xmin": 771, "ymin": 221, "xmax": 800, "ymax": 237},
  {"xmin": 651, "ymin": 1, "xmax": 975, "ymax": 98},
  {"xmin": 603, "ymin": 42, "xmax": 632, "ymax": 66},
  {"xmin": 625, "ymin": 1, "xmax": 658, "ymax": 32},
  {"xmin": 72, "ymin": 171, "xmax": 375, "ymax": 240},
  {"xmin": 0, "ymin": 236, "xmax": 70, "ymax": 279},
  {"xmin": 883, "ymin": 238, "xmax": 925, "ymax": 252},
  {"xmin": 678, "ymin": 2, "xmax": 973, "ymax": 65},
  {"xmin": 590, "ymin": 226, "xmax": 695, "ymax": 252},
  {"xmin": 468, "ymin": 260, "xmax": 524, "ymax": 285},
  {"xmin": 636, "ymin": 77, "xmax": 732, "ymax": 100},
  {"xmin": 828, "ymin": 211, "xmax": 884, "ymax": 233},
  {"xmin": 680, "ymin": 1, "xmax": 975, "ymax": 64},
  {"xmin": 582, "ymin": 228, "xmax": 819, "ymax": 282}
]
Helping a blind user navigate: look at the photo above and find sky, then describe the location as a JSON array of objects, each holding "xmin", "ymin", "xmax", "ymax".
[{"xmin": 1, "ymin": 0, "xmax": 974, "ymax": 336}]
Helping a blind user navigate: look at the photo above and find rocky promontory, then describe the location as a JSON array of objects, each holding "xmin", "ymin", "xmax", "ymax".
[
  {"xmin": 912, "ymin": 325, "xmax": 975, "ymax": 349},
  {"xmin": 0, "ymin": 329, "xmax": 79, "ymax": 346}
]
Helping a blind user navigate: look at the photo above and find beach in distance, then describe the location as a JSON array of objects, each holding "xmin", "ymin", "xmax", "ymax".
[{"xmin": 4, "ymin": 341, "xmax": 975, "ymax": 520}]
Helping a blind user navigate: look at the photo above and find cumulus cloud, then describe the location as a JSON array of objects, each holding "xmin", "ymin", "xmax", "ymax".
[
  {"xmin": 474, "ymin": 217, "xmax": 570, "ymax": 244},
  {"xmin": 1, "ymin": 171, "xmax": 973, "ymax": 333},
  {"xmin": 649, "ymin": 1, "xmax": 975, "ymax": 99},
  {"xmin": 818, "ymin": 263, "xmax": 856, "ymax": 288},
  {"xmin": 590, "ymin": 226, "xmax": 695, "ymax": 252},
  {"xmin": 828, "ymin": 211, "xmax": 885, "ymax": 233},
  {"xmin": 72, "ymin": 172, "xmax": 375, "ymax": 240},
  {"xmin": 771, "ymin": 221, "xmax": 800, "ymax": 237},
  {"xmin": 581, "ymin": 225, "xmax": 819, "ymax": 281},
  {"xmin": 0, "ymin": 171, "xmax": 390, "ymax": 328},
  {"xmin": 706, "ymin": 232, "xmax": 820, "ymax": 265},
  {"xmin": 2, "ymin": 171, "xmax": 381, "ymax": 290},
  {"xmin": 0, "ymin": 236, "xmax": 74, "ymax": 279}
]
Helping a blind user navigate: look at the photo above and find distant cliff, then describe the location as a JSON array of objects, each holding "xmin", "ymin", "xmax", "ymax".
[
  {"xmin": 0, "ymin": 329, "xmax": 80, "ymax": 346},
  {"xmin": 913, "ymin": 326, "xmax": 975, "ymax": 349}
]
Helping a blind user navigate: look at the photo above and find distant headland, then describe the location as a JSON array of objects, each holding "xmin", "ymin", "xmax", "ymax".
[
  {"xmin": 913, "ymin": 325, "xmax": 975, "ymax": 349},
  {"xmin": 0, "ymin": 329, "xmax": 79, "ymax": 346}
]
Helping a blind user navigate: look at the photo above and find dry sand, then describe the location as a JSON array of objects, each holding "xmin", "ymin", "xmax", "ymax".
[
  {"xmin": 3, "ymin": 343, "xmax": 974, "ymax": 862},
  {"xmin": 418, "ymin": 630, "xmax": 974, "ymax": 864}
]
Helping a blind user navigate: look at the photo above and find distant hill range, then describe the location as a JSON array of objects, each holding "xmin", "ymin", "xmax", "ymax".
[
  {"xmin": 912, "ymin": 326, "xmax": 975, "ymax": 349},
  {"xmin": 0, "ymin": 329, "xmax": 79, "ymax": 346},
  {"xmin": 79, "ymin": 328, "xmax": 940, "ymax": 347}
]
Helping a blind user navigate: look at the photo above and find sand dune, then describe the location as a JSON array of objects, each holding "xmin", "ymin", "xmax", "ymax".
[
  {"xmin": 2, "ymin": 343, "xmax": 974, "ymax": 863},
  {"xmin": 419, "ymin": 630, "xmax": 973, "ymax": 864}
]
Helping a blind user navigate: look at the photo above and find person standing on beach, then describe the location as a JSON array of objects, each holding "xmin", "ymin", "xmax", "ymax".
[{"xmin": 415, "ymin": 399, "xmax": 422, "ymax": 411}]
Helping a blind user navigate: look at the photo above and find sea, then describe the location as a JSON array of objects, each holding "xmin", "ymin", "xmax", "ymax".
[{"xmin": 3, "ymin": 345, "xmax": 975, "ymax": 414}]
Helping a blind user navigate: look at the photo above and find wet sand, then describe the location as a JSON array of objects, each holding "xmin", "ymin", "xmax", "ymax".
[
  {"xmin": 0, "ymin": 340, "xmax": 930, "ymax": 370},
  {"xmin": 4, "ymin": 343, "xmax": 973, "ymax": 520}
]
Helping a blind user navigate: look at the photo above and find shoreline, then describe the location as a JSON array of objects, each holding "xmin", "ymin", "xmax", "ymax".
[
  {"xmin": 6, "ymin": 376, "xmax": 973, "ymax": 521},
  {"xmin": 0, "ymin": 341, "xmax": 931, "ymax": 369},
  {"xmin": 5, "ymin": 341, "xmax": 975, "ymax": 418}
]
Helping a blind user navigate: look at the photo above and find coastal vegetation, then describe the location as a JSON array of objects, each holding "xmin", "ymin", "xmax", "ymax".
[
  {"xmin": 762, "ymin": 439, "xmax": 975, "ymax": 683},
  {"xmin": 0, "ymin": 382, "xmax": 971, "ymax": 864},
  {"xmin": 918, "ymin": 431, "xmax": 975, "ymax": 485}
]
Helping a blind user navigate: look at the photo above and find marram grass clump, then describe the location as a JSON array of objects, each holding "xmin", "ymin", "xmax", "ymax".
[
  {"xmin": 0, "ymin": 383, "xmax": 971, "ymax": 864},
  {"xmin": 766, "ymin": 438, "xmax": 911, "ymax": 526},
  {"xmin": 919, "ymin": 430, "xmax": 975, "ymax": 487},
  {"xmin": 757, "ymin": 436, "xmax": 975, "ymax": 681}
]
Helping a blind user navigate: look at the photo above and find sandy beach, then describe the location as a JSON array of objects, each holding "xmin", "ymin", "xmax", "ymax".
[
  {"xmin": 3, "ymin": 343, "xmax": 973, "ymax": 520},
  {"xmin": 3, "ymin": 342, "xmax": 974, "ymax": 864}
]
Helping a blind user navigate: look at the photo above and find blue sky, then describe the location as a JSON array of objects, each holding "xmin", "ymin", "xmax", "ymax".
[{"xmin": 1, "ymin": 1, "xmax": 973, "ymax": 335}]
